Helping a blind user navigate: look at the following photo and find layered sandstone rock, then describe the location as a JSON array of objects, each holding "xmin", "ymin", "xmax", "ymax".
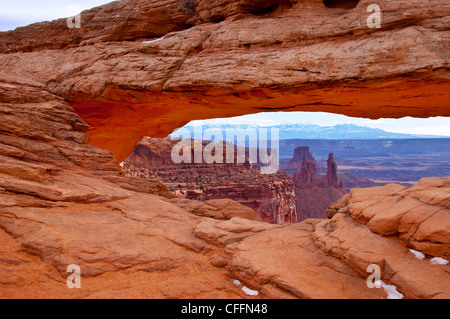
[
  {"xmin": 293, "ymin": 157, "xmax": 318, "ymax": 188},
  {"xmin": 0, "ymin": 76, "xmax": 260, "ymax": 298},
  {"xmin": 322, "ymin": 153, "xmax": 342, "ymax": 188},
  {"xmin": 320, "ymin": 178, "xmax": 450, "ymax": 299},
  {"xmin": 0, "ymin": 75, "xmax": 449, "ymax": 299},
  {"xmin": 0, "ymin": 0, "xmax": 290, "ymax": 53},
  {"xmin": 185, "ymin": 180, "xmax": 298, "ymax": 224},
  {"xmin": 325, "ymin": 178, "xmax": 450, "ymax": 259},
  {"xmin": 282, "ymin": 146, "xmax": 321, "ymax": 176}
]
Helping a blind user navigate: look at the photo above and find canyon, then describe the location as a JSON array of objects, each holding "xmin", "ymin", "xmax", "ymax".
[
  {"xmin": 124, "ymin": 140, "xmax": 348, "ymax": 222},
  {"xmin": 280, "ymin": 138, "xmax": 450, "ymax": 188},
  {"xmin": 123, "ymin": 137, "xmax": 298, "ymax": 224},
  {"xmin": 0, "ymin": 0, "xmax": 449, "ymax": 299},
  {"xmin": 289, "ymin": 148, "xmax": 347, "ymax": 220}
]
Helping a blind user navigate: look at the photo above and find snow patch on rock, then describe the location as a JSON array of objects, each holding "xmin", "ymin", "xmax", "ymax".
[
  {"xmin": 430, "ymin": 257, "xmax": 449, "ymax": 265},
  {"xmin": 232, "ymin": 279, "xmax": 259, "ymax": 296},
  {"xmin": 142, "ymin": 37, "xmax": 164, "ymax": 44},
  {"xmin": 409, "ymin": 249, "xmax": 425, "ymax": 260},
  {"xmin": 375, "ymin": 280, "xmax": 404, "ymax": 299},
  {"xmin": 242, "ymin": 285, "xmax": 259, "ymax": 296}
]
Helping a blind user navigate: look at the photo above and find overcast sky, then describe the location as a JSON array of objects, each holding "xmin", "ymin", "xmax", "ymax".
[
  {"xmin": 2, "ymin": 1, "xmax": 448, "ymax": 136},
  {"xmin": 0, "ymin": 0, "xmax": 113, "ymax": 31}
]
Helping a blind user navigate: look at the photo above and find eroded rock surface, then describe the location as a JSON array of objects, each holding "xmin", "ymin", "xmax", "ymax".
[
  {"xmin": 0, "ymin": 76, "xmax": 448, "ymax": 299},
  {"xmin": 326, "ymin": 179, "xmax": 450, "ymax": 259},
  {"xmin": 282, "ymin": 146, "xmax": 323, "ymax": 179}
]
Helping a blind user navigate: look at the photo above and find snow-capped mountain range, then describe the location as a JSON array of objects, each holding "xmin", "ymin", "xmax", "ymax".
[{"xmin": 172, "ymin": 123, "xmax": 445, "ymax": 140}]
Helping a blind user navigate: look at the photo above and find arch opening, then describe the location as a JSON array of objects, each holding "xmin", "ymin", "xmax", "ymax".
[{"xmin": 121, "ymin": 111, "xmax": 450, "ymax": 223}]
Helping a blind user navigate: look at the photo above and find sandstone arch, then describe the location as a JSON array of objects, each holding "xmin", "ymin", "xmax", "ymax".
[{"xmin": 1, "ymin": 0, "xmax": 448, "ymax": 162}]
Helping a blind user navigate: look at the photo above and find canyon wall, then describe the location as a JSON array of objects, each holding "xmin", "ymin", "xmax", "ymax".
[
  {"xmin": 1, "ymin": 74, "xmax": 448, "ymax": 298},
  {"xmin": 1, "ymin": 75, "xmax": 448, "ymax": 299},
  {"xmin": 124, "ymin": 137, "xmax": 298, "ymax": 224},
  {"xmin": 184, "ymin": 180, "xmax": 298, "ymax": 224}
]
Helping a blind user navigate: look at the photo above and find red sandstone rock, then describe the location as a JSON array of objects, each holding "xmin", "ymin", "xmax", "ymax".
[
  {"xmin": 0, "ymin": 75, "xmax": 449, "ymax": 299},
  {"xmin": 0, "ymin": 0, "xmax": 448, "ymax": 300},
  {"xmin": 185, "ymin": 180, "xmax": 298, "ymax": 224},
  {"xmin": 293, "ymin": 157, "xmax": 318, "ymax": 188},
  {"xmin": 320, "ymin": 153, "xmax": 342, "ymax": 188},
  {"xmin": 292, "ymin": 151, "xmax": 346, "ymax": 220},
  {"xmin": 282, "ymin": 146, "xmax": 321, "ymax": 173},
  {"xmin": 0, "ymin": 0, "xmax": 290, "ymax": 54}
]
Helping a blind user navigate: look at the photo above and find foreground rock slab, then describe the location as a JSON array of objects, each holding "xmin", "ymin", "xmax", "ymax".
[{"xmin": 0, "ymin": 75, "xmax": 448, "ymax": 298}]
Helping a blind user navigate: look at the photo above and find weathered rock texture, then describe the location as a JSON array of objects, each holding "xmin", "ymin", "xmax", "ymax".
[
  {"xmin": 326, "ymin": 178, "xmax": 450, "ymax": 260},
  {"xmin": 184, "ymin": 180, "xmax": 298, "ymax": 224},
  {"xmin": 293, "ymin": 152, "xmax": 347, "ymax": 220},
  {"xmin": 293, "ymin": 156, "xmax": 319, "ymax": 188},
  {"xmin": 0, "ymin": 0, "xmax": 449, "ymax": 299},
  {"xmin": 0, "ymin": 0, "xmax": 448, "ymax": 161},
  {"xmin": 322, "ymin": 179, "xmax": 450, "ymax": 299},
  {"xmin": 123, "ymin": 137, "xmax": 297, "ymax": 224},
  {"xmin": 0, "ymin": 71, "xmax": 449, "ymax": 300}
]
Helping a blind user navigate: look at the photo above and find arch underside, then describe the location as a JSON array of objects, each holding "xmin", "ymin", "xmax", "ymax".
[{"xmin": 70, "ymin": 76, "xmax": 450, "ymax": 163}]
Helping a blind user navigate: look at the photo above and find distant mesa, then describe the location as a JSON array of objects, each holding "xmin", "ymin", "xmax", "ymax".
[
  {"xmin": 282, "ymin": 146, "xmax": 323, "ymax": 176},
  {"xmin": 288, "ymin": 148, "xmax": 346, "ymax": 221}
]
